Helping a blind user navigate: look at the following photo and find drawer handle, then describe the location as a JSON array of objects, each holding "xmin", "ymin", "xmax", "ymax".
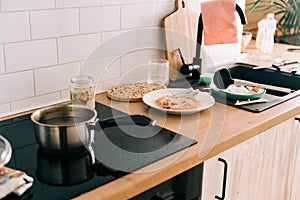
[
  {"xmin": 295, "ymin": 117, "xmax": 300, "ymax": 123},
  {"xmin": 215, "ymin": 158, "xmax": 228, "ymax": 200}
]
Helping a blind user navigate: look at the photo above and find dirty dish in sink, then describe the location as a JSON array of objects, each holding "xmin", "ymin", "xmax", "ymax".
[
  {"xmin": 212, "ymin": 85, "xmax": 266, "ymax": 100},
  {"xmin": 213, "ymin": 68, "xmax": 293, "ymax": 94},
  {"xmin": 142, "ymin": 88, "xmax": 215, "ymax": 114}
]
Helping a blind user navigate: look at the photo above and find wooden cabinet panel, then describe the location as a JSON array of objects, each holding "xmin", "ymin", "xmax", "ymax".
[
  {"xmin": 202, "ymin": 118, "xmax": 300, "ymax": 200},
  {"xmin": 289, "ymin": 117, "xmax": 300, "ymax": 200}
]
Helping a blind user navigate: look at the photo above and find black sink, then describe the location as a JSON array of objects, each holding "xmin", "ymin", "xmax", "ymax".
[
  {"xmin": 212, "ymin": 63, "xmax": 300, "ymax": 112},
  {"xmin": 229, "ymin": 63, "xmax": 300, "ymax": 94},
  {"xmin": 169, "ymin": 63, "xmax": 300, "ymax": 113}
]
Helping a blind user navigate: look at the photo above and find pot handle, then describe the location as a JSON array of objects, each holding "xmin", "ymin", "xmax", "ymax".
[{"xmin": 88, "ymin": 114, "xmax": 156, "ymax": 131}]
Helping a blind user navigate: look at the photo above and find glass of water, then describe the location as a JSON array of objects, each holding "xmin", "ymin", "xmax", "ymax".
[{"xmin": 147, "ymin": 59, "xmax": 169, "ymax": 87}]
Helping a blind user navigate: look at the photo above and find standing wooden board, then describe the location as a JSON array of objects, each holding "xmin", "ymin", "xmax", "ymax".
[{"xmin": 163, "ymin": 0, "xmax": 199, "ymax": 80}]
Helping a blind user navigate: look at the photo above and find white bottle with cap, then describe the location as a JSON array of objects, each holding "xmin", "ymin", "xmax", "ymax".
[
  {"xmin": 255, "ymin": 17, "xmax": 265, "ymax": 49},
  {"xmin": 256, "ymin": 13, "xmax": 276, "ymax": 54}
]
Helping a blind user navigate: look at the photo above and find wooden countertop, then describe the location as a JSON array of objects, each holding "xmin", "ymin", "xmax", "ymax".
[
  {"xmin": 1, "ymin": 43, "xmax": 298, "ymax": 200},
  {"xmin": 74, "ymin": 93, "xmax": 299, "ymax": 200},
  {"xmin": 74, "ymin": 43, "xmax": 300, "ymax": 199}
]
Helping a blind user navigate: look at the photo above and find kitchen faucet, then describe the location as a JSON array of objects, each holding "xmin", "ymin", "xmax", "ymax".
[{"xmin": 180, "ymin": 4, "xmax": 247, "ymax": 79}]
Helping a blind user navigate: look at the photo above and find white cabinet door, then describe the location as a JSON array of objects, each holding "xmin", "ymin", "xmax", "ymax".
[
  {"xmin": 202, "ymin": 148, "xmax": 233, "ymax": 200},
  {"xmin": 288, "ymin": 116, "xmax": 300, "ymax": 200},
  {"xmin": 229, "ymin": 118, "xmax": 299, "ymax": 200},
  {"xmin": 202, "ymin": 118, "xmax": 299, "ymax": 200}
]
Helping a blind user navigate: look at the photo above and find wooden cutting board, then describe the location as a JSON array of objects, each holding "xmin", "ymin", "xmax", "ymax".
[{"xmin": 163, "ymin": 0, "xmax": 200, "ymax": 80}]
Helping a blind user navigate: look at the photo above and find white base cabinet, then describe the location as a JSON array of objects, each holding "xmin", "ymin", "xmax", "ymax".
[
  {"xmin": 290, "ymin": 116, "xmax": 300, "ymax": 200},
  {"xmin": 202, "ymin": 117, "xmax": 300, "ymax": 200}
]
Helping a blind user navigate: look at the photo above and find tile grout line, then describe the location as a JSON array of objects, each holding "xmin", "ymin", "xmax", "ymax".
[
  {"xmin": 28, "ymin": 11, "xmax": 32, "ymax": 41},
  {"xmin": 2, "ymin": 44, "xmax": 7, "ymax": 74},
  {"xmin": 32, "ymin": 70, "xmax": 36, "ymax": 97},
  {"xmin": 77, "ymin": 7, "xmax": 81, "ymax": 34},
  {"xmin": 55, "ymin": 37, "xmax": 60, "ymax": 65}
]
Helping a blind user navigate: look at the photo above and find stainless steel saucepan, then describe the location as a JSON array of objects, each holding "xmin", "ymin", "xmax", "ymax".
[
  {"xmin": 36, "ymin": 147, "xmax": 95, "ymax": 185},
  {"xmin": 31, "ymin": 104, "xmax": 154, "ymax": 151}
]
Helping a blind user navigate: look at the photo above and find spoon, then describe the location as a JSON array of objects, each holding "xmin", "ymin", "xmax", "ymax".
[{"xmin": 213, "ymin": 68, "xmax": 293, "ymax": 94}]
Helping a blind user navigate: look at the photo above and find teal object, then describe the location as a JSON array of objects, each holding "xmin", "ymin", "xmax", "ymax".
[
  {"xmin": 199, "ymin": 73, "xmax": 213, "ymax": 84},
  {"xmin": 212, "ymin": 88, "xmax": 266, "ymax": 100}
]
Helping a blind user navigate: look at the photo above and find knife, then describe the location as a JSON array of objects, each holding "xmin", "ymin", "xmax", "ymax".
[
  {"xmin": 253, "ymin": 59, "xmax": 298, "ymax": 70},
  {"xmin": 235, "ymin": 98, "xmax": 268, "ymax": 106}
]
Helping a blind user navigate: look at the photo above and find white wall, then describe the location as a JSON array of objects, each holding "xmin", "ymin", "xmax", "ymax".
[
  {"xmin": 0, "ymin": 0, "xmax": 245, "ymax": 117},
  {"xmin": 0, "ymin": 0, "xmax": 177, "ymax": 117}
]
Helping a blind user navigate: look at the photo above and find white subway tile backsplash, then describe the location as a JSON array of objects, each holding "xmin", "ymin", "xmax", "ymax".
[
  {"xmin": 30, "ymin": 9, "xmax": 79, "ymax": 39},
  {"xmin": 0, "ymin": 1, "xmax": 178, "ymax": 117},
  {"xmin": 0, "ymin": 104, "xmax": 10, "ymax": 118},
  {"xmin": 121, "ymin": 4, "xmax": 157, "ymax": 29},
  {"xmin": 101, "ymin": 30, "xmax": 124, "ymax": 42},
  {"xmin": 0, "ymin": 12, "xmax": 30, "ymax": 43},
  {"xmin": 102, "ymin": 79, "xmax": 118, "ymax": 90},
  {"xmin": 100, "ymin": 28, "xmax": 164, "ymax": 59},
  {"xmin": 139, "ymin": 0, "xmax": 173, "ymax": 2},
  {"xmin": 56, "ymin": 0, "xmax": 100, "ymax": 8},
  {"xmin": 121, "ymin": 49, "xmax": 163, "ymax": 75},
  {"xmin": 187, "ymin": 0, "xmax": 203, "ymax": 13},
  {"xmin": 60, "ymin": 89, "xmax": 70, "ymax": 101},
  {"xmin": 95, "ymin": 82, "xmax": 104, "ymax": 94},
  {"xmin": 11, "ymin": 92, "xmax": 61, "ymax": 113},
  {"xmin": 35, "ymin": 63, "xmax": 80, "ymax": 95},
  {"xmin": 0, "ymin": 71, "xmax": 34, "ymax": 104},
  {"xmin": 81, "ymin": 57, "xmax": 121, "ymax": 82},
  {"xmin": 102, "ymin": 0, "xmax": 137, "ymax": 5},
  {"xmin": 0, "ymin": 45, "xmax": 4, "ymax": 74},
  {"xmin": 100, "ymin": 29, "xmax": 141, "ymax": 57},
  {"xmin": 5, "ymin": 39, "xmax": 57, "ymax": 73},
  {"xmin": 156, "ymin": 2, "xmax": 176, "ymax": 21},
  {"xmin": 136, "ymin": 27, "xmax": 165, "ymax": 50},
  {"xmin": 1, "ymin": 0, "xmax": 55, "ymax": 12},
  {"xmin": 80, "ymin": 6, "xmax": 120, "ymax": 34},
  {"xmin": 120, "ymin": 49, "xmax": 163, "ymax": 83},
  {"xmin": 58, "ymin": 34, "xmax": 101, "ymax": 63}
]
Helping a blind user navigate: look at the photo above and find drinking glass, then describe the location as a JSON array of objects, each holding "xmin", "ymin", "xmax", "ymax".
[
  {"xmin": 147, "ymin": 59, "xmax": 169, "ymax": 87},
  {"xmin": 70, "ymin": 75, "xmax": 95, "ymax": 108},
  {"xmin": 241, "ymin": 31, "xmax": 252, "ymax": 50}
]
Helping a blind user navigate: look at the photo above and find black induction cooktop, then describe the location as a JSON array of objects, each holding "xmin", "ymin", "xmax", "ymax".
[{"xmin": 0, "ymin": 103, "xmax": 197, "ymax": 200}]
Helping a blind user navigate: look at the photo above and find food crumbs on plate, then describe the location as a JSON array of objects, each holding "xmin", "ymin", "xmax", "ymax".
[
  {"xmin": 251, "ymin": 86, "xmax": 259, "ymax": 93},
  {"xmin": 155, "ymin": 95, "xmax": 201, "ymax": 110}
]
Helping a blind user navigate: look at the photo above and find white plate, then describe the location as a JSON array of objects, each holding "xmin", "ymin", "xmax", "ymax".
[
  {"xmin": 211, "ymin": 85, "xmax": 266, "ymax": 100},
  {"xmin": 142, "ymin": 88, "xmax": 215, "ymax": 115}
]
